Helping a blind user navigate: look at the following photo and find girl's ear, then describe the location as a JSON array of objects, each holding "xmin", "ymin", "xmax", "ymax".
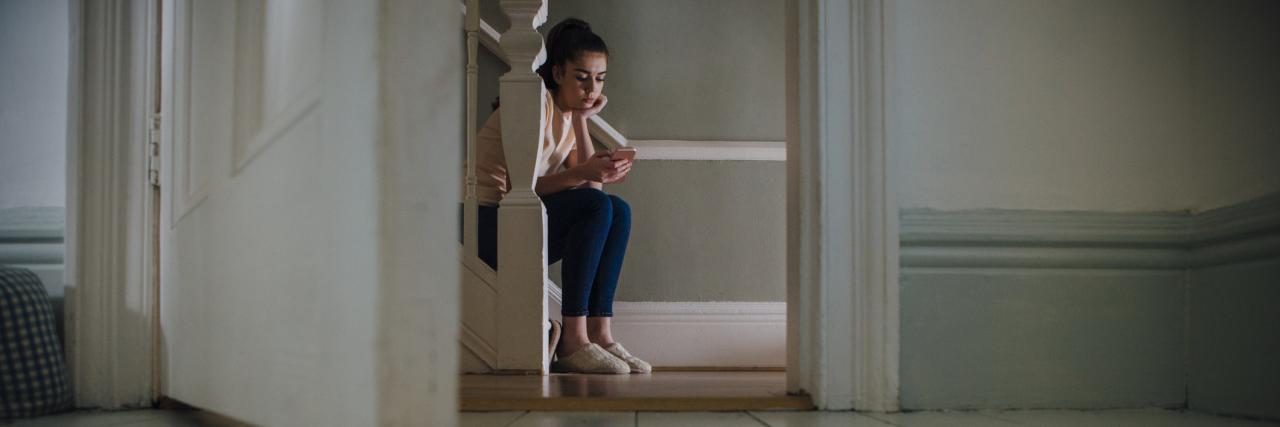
[{"xmin": 552, "ymin": 64, "xmax": 563, "ymax": 83}]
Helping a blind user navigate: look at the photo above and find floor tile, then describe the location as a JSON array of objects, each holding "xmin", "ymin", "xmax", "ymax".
[
  {"xmin": 460, "ymin": 411, "xmax": 528, "ymax": 427},
  {"xmin": 638, "ymin": 411, "xmax": 765, "ymax": 426},
  {"xmin": 979, "ymin": 408, "xmax": 1280, "ymax": 427},
  {"xmin": 863, "ymin": 410, "xmax": 1026, "ymax": 427},
  {"xmin": 749, "ymin": 410, "xmax": 894, "ymax": 427},
  {"xmin": 506, "ymin": 411, "xmax": 636, "ymax": 427},
  {"xmin": 6, "ymin": 409, "xmax": 174, "ymax": 427}
]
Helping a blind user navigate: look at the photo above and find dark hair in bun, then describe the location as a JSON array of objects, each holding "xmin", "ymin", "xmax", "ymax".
[{"xmin": 537, "ymin": 18, "xmax": 609, "ymax": 92}]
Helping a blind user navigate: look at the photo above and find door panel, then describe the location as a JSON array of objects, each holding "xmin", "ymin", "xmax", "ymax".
[{"xmin": 159, "ymin": 1, "xmax": 381, "ymax": 425}]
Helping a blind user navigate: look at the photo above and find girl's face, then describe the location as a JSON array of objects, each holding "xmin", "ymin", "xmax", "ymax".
[{"xmin": 553, "ymin": 52, "xmax": 608, "ymax": 110}]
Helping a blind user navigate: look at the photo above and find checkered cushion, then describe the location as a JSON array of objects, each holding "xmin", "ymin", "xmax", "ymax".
[{"xmin": 1, "ymin": 267, "xmax": 71, "ymax": 419}]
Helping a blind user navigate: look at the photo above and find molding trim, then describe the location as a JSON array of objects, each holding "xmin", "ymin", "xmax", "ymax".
[
  {"xmin": 900, "ymin": 191, "xmax": 1280, "ymax": 270},
  {"xmin": 0, "ymin": 207, "xmax": 66, "ymax": 240},
  {"xmin": 610, "ymin": 302, "xmax": 786, "ymax": 367},
  {"xmin": 0, "ymin": 208, "xmax": 67, "ymax": 298},
  {"xmin": 900, "ymin": 210, "xmax": 1192, "ymax": 247},
  {"xmin": 1188, "ymin": 192, "xmax": 1280, "ymax": 268},
  {"xmin": 545, "ymin": 283, "xmax": 786, "ymax": 367},
  {"xmin": 626, "ymin": 140, "xmax": 786, "ymax": 161},
  {"xmin": 788, "ymin": 0, "xmax": 899, "ymax": 411},
  {"xmin": 0, "ymin": 208, "xmax": 67, "ymax": 265},
  {"xmin": 459, "ymin": 324, "xmax": 497, "ymax": 370},
  {"xmin": 66, "ymin": 0, "xmax": 161, "ymax": 409}
]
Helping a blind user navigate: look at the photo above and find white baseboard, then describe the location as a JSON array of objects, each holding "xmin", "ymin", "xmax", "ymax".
[
  {"xmin": 545, "ymin": 281, "xmax": 786, "ymax": 368},
  {"xmin": 607, "ymin": 302, "xmax": 786, "ymax": 368}
]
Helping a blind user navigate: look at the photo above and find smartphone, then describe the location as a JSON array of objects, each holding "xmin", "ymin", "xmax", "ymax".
[
  {"xmin": 608, "ymin": 148, "xmax": 636, "ymax": 183},
  {"xmin": 609, "ymin": 147, "xmax": 637, "ymax": 162}
]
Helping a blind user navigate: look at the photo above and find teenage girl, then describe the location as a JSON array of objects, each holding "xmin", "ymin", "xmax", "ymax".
[{"xmin": 467, "ymin": 18, "xmax": 650, "ymax": 374}]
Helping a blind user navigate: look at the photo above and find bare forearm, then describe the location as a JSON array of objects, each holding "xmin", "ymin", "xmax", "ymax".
[
  {"xmin": 572, "ymin": 115, "xmax": 603, "ymax": 190},
  {"xmin": 535, "ymin": 168, "xmax": 590, "ymax": 196}
]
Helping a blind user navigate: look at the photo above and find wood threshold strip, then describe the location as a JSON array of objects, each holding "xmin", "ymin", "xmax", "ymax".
[
  {"xmin": 651, "ymin": 366, "xmax": 786, "ymax": 372},
  {"xmin": 460, "ymin": 396, "xmax": 814, "ymax": 411}
]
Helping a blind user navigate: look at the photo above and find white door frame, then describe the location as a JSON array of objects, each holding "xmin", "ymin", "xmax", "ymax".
[
  {"xmin": 66, "ymin": 0, "xmax": 901, "ymax": 415},
  {"xmin": 64, "ymin": 0, "xmax": 161, "ymax": 409},
  {"xmin": 786, "ymin": 0, "xmax": 901, "ymax": 411}
]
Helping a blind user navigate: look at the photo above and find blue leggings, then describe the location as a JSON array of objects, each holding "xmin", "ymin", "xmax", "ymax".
[{"xmin": 477, "ymin": 188, "xmax": 631, "ymax": 317}]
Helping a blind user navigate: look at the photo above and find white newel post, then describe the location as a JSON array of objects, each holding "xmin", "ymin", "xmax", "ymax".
[{"xmin": 495, "ymin": 0, "xmax": 550, "ymax": 373}]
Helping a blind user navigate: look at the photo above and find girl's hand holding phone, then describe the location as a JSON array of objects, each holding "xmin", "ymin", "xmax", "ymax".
[{"xmin": 580, "ymin": 150, "xmax": 632, "ymax": 184}]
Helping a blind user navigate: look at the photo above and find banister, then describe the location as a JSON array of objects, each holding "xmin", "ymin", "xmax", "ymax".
[{"xmin": 492, "ymin": 0, "xmax": 551, "ymax": 374}]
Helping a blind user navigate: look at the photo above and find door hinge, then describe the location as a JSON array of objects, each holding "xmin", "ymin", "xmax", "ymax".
[{"xmin": 147, "ymin": 113, "xmax": 161, "ymax": 187}]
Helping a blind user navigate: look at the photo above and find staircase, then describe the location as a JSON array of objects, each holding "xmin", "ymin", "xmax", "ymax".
[{"xmin": 458, "ymin": 0, "xmax": 628, "ymax": 374}]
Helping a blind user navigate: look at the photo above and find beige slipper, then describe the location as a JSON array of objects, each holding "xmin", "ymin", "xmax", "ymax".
[
  {"xmin": 550, "ymin": 343, "xmax": 629, "ymax": 374},
  {"xmin": 603, "ymin": 343, "xmax": 652, "ymax": 374},
  {"xmin": 547, "ymin": 319, "xmax": 562, "ymax": 361}
]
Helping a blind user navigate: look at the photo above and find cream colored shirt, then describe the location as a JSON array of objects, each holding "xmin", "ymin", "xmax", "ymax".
[{"xmin": 463, "ymin": 91, "xmax": 577, "ymax": 206}]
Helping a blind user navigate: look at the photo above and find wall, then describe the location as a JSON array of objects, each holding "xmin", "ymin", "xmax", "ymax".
[
  {"xmin": 892, "ymin": 0, "xmax": 1280, "ymax": 412},
  {"xmin": 0, "ymin": 0, "xmax": 70, "ymax": 322},
  {"xmin": 892, "ymin": 0, "xmax": 1198, "ymax": 212},
  {"xmin": 1189, "ymin": 256, "xmax": 1280, "ymax": 420},
  {"xmin": 1189, "ymin": 0, "xmax": 1280, "ymax": 210},
  {"xmin": 475, "ymin": 0, "xmax": 788, "ymax": 302},
  {"xmin": 1185, "ymin": 1, "xmax": 1280, "ymax": 420},
  {"xmin": 608, "ymin": 161, "xmax": 785, "ymax": 302},
  {"xmin": 898, "ymin": 208, "xmax": 1191, "ymax": 409},
  {"xmin": 0, "ymin": 0, "xmax": 70, "ymax": 210}
]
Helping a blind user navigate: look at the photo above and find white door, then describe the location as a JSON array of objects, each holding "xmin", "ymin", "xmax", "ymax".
[{"xmin": 157, "ymin": 0, "xmax": 460, "ymax": 424}]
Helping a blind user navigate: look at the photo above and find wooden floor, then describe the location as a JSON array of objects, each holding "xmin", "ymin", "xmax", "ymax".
[{"xmin": 460, "ymin": 371, "xmax": 813, "ymax": 411}]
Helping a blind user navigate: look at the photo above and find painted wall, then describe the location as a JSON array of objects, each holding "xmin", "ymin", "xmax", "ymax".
[
  {"xmin": 542, "ymin": 0, "xmax": 786, "ymax": 141},
  {"xmin": 608, "ymin": 161, "xmax": 785, "ymax": 302},
  {"xmin": 475, "ymin": 0, "xmax": 789, "ymax": 302},
  {"xmin": 892, "ymin": 0, "xmax": 1280, "ymax": 412},
  {"xmin": 892, "ymin": 0, "xmax": 1199, "ymax": 212},
  {"xmin": 1189, "ymin": 257, "xmax": 1280, "ymax": 420},
  {"xmin": 0, "ymin": 0, "xmax": 70, "ymax": 335},
  {"xmin": 901, "ymin": 268, "xmax": 1186, "ymax": 409},
  {"xmin": 1189, "ymin": 0, "xmax": 1280, "ymax": 211},
  {"xmin": 0, "ymin": 0, "xmax": 70, "ymax": 210},
  {"xmin": 1184, "ymin": 5, "xmax": 1280, "ymax": 419},
  {"xmin": 892, "ymin": 0, "xmax": 1280, "ymax": 213}
]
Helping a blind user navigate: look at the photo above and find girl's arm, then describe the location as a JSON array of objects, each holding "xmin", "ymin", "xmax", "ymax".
[
  {"xmin": 533, "ymin": 96, "xmax": 630, "ymax": 196},
  {"xmin": 569, "ymin": 112, "xmax": 603, "ymax": 191}
]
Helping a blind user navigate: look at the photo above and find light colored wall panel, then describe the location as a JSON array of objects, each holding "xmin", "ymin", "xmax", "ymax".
[
  {"xmin": 1190, "ymin": 0, "xmax": 1280, "ymax": 210},
  {"xmin": 542, "ymin": 0, "xmax": 785, "ymax": 142},
  {"xmin": 900, "ymin": 268, "xmax": 1186, "ymax": 409},
  {"xmin": 0, "ymin": 0, "xmax": 70, "ymax": 210},
  {"xmin": 607, "ymin": 161, "xmax": 785, "ymax": 302},
  {"xmin": 892, "ymin": 0, "xmax": 1198, "ymax": 212},
  {"xmin": 1189, "ymin": 258, "xmax": 1280, "ymax": 420}
]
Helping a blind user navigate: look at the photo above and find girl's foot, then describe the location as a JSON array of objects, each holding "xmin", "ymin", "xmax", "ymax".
[
  {"xmin": 603, "ymin": 343, "xmax": 651, "ymax": 373},
  {"xmin": 550, "ymin": 343, "xmax": 630, "ymax": 374}
]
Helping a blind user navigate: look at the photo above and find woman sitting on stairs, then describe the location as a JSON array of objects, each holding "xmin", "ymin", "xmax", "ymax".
[{"xmin": 466, "ymin": 17, "xmax": 650, "ymax": 374}]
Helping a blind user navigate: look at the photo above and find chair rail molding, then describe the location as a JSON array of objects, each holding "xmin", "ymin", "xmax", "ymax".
[
  {"xmin": 787, "ymin": 0, "xmax": 900, "ymax": 411},
  {"xmin": 626, "ymin": 140, "xmax": 787, "ymax": 161},
  {"xmin": 65, "ymin": 0, "xmax": 161, "ymax": 409}
]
